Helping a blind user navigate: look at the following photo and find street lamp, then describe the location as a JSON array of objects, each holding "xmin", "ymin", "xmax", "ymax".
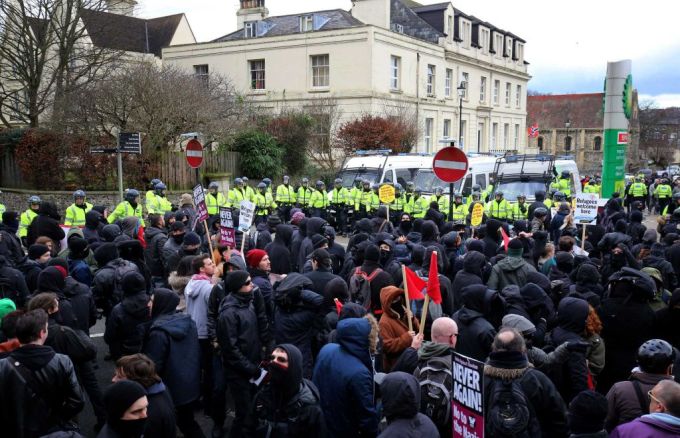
[
  {"xmin": 458, "ymin": 81, "xmax": 466, "ymax": 151},
  {"xmin": 565, "ymin": 119, "xmax": 571, "ymax": 153}
]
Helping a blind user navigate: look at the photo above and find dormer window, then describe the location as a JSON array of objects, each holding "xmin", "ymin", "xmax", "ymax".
[
  {"xmin": 493, "ymin": 33, "xmax": 504, "ymax": 57},
  {"xmin": 300, "ymin": 15, "xmax": 313, "ymax": 32},
  {"xmin": 505, "ymin": 36, "xmax": 513, "ymax": 57},
  {"xmin": 479, "ymin": 28, "xmax": 490, "ymax": 53},
  {"xmin": 244, "ymin": 21, "xmax": 256, "ymax": 38},
  {"xmin": 459, "ymin": 18, "xmax": 471, "ymax": 48},
  {"xmin": 447, "ymin": 15, "xmax": 454, "ymax": 41},
  {"xmin": 515, "ymin": 42, "xmax": 524, "ymax": 62},
  {"xmin": 391, "ymin": 23, "xmax": 404, "ymax": 33}
]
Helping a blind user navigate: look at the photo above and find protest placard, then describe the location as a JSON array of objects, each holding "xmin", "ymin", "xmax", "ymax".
[
  {"xmin": 453, "ymin": 352, "xmax": 484, "ymax": 438},
  {"xmin": 193, "ymin": 184, "xmax": 209, "ymax": 223},
  {"xmin": 238, "ymin": 200, "xmax": 255, "ymax": 232},
  {"xmin": 574, "ymin": 193, "xmax": 599, "ymax": 224}
]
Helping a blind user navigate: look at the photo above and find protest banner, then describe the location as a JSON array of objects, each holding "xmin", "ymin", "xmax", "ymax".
[
  {"xmin": 219, "ymin": 207, "xmax": 236, "ymax": 247},
  {"xmin": 238, "ymin": 200, "xmax": 255, "ymax": 232},
  {"xmin": 193, "ymin": 184, "xmax": 209, "ymax": 223},
  {"xmin": 453, "ymin": 352, "xmax": 484, "ymax": 438},
  {"xmin": 574, "ymin": 193, "xmax": 599, "ymax": 225}
]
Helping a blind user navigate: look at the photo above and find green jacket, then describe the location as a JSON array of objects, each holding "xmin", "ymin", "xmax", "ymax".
[{"xmin": 487, "ymin": 256, "xmax": 537, "ymax": 291}]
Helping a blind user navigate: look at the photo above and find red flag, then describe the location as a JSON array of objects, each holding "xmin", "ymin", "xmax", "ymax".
[
  {"xmin": 403, "ymin": 266, "xmax": 425, "ymax": 300},
  {"xmin": 137, "ymin": 225, "xmax": 147, "ymax": 249},
  {"xmin": 528, "ymin": 123, "xmax": 539, "ymax": 138},
  {"xmin": 334, "ymin": 298, "xmax": 343, "ymax": 315},
  {"xmin": 427, "ymin": 251, "xmax": 442, "ymax": 305},
  {"xmin": 500, "ymin": 227, "xmax": 510, "ymax": 251}
]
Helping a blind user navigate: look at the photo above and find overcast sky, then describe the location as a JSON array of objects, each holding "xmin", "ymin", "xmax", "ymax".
[{"xmin": 139, "ymin": 0, "xmax": 680, "ymax": 107}]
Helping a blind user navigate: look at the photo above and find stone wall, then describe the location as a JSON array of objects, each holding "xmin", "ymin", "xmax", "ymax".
[{"xmin": 0, "ymin": 188, "xmax": 191, "ymax": 214}]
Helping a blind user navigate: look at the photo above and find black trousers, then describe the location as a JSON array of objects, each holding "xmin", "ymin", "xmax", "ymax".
[
  {"xmin": 176, "ymin": 402, "xmax": 206, "ymax": 438},
  {"xmin": 76, "ymin": 359, "xmax": 105, "ymax": 424},
  {"xmin": 226, "ymin": 375, "xmax": 254, "ymax": 438}
]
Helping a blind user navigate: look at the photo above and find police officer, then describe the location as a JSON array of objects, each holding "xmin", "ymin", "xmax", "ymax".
[
  {"xmin": 275, "ymin": 175, "xmax": 296, "ymax": 222},
  {"xmin": 430, "ymin": 186, "xmax": 450, "ymax": 219},
  {"xmin": 357, "ymin": 180, "xmax": 373, "ymax": 219},
  {"xmin": 64, "ymin": 189, "xmax": 93, "ymax": 227},
  {"xmin": 262, "ymin": 178, "xmax": 273, "ymax": 196},
  {"xmin": 296, "ymin": 178, "xmax": 313, "ymax": 215},
  {"xmin": 552, "ymin": 170, "xmax": 572, "ymax": 199},
  {"xmin": 627, "ymin": 175, "xmax": 648, "ymax": 212},
  {"xmin": 242, "ymin": 176, "xmax": 255, "ymax": 202},
  {"xmin": 108, "ymin": 189, "xmax": 144, "ymax": 226},
  {"xmin": 545, "ymin": 188, "xmax": 557, "ymax": 209},
  {"xmin": 348, "ymin": 178, "xmax": 363, "ymax": 228},
  {"xmin": 655, "ymin": 178, "xmax": 673, "ymax": 216},
  {"xmin": 227, "ymin": 177, "xmax": 247, "ymax": 213},
  {"xmin": 410, "ymin": 188, "xmax": 429, "ymax": 219},
  {"xmin": 451, "ymin": 193, "xmax": 467, "ymax": 223},
  {"xmin": 389, "ymin": 183, "xmax": 407, "ymax": 224},
  {"xmin": 151, "ymin": 182, "xmax": 173, "ymax": 215},
  {"xmin": 662, "ymin": 192, "xmax": 680, "ymax": 216},
  {"xmin": 511, "ymin": 194, "xmax": 529, "ymax": 223},
  {"xmin": 309, "ymin": 180, "xmax": 330, "ymax": 219},
  {"xmin": 487, "ymin": 191, "xmax": 510, "ymax": 221},
  {"xmin": 254, "ymin": 182, "xmax": 274, "ymax": 225},
  {"xmin": 145, "ymin": 178, "xmax": 161, "ymax": 215},
  {"xmin": 403, "ymin": 181, "xmax": 416, "ymax": 216},
  {"xmin": 329, "ymin": 178, "xmax": 349, "ymax": 234},
  {"xmin": 369, "ymin": 183, "xmax": 381, "ymax": 213},
  {"xmin": 468, "ymin": 184, "xmax": 482, "ymax": 204},
  {"xmin": 482, "ymin": 178, "xmax": 495, "ymax": 202},
  {"xmin": 19, "ymin": 195, "xmax": 41, "ymax": 244},
  {"xmin": 206, "ymin": 181, "xmax": 227, "ymax": 216}
]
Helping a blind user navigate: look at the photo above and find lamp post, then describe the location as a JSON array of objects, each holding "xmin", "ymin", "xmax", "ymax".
[
  {"xmin": 565, "ymin": 119, "xmax": 571, "ymax": 154},
  {"xmin": 458, "ymin": 81, "xmax": 466, "ymax": 151}
]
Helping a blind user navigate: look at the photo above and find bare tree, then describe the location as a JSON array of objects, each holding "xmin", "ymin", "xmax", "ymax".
[
  {"xmin": 638, "ymin": 100, "xmax": 680, "ymax": 168},
  {"xmin": 380, "ymin": 97, "xmax": 420, "ymax": 150},
  {"xmin": 304, "ymin": 97, "xmax": 343, "ymax": 171},
  {"xmin": 0, "ymin": 0, "xmax": 124, "ymax": 128}
]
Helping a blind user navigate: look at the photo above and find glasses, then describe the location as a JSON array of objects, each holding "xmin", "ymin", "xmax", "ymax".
[
  {"xmin": 270, "ymin": 355, "xmax": 288, "ymax": 364},
  {"xmin": 648, "ymin": 390, "xmax": 662, "ymax": 405}
]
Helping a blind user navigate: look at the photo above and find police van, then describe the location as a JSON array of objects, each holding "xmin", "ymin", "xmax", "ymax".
[{"xmin": 336, "ymin": 150, "xmax": 434, "ymax": 188}]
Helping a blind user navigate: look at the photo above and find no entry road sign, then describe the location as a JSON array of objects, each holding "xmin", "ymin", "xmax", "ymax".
[
  {"xmin": 186, "ymin": 139, "xmax": 204, "ymax": 168},
  {"xmin": 432, "ymin": 146, "xmax": 468, "ymax": 183}
]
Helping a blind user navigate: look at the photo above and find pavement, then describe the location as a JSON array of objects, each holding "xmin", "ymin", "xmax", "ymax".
[{"xmin": 79, "ymin": 211, "xmax": 661, "ymax": 437}]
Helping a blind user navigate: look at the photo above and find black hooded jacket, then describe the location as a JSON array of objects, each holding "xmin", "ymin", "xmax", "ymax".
[
  {"xmin": 452, "ymin": 285, "xmax": 498, "ymax": 361},
  {"xmin": 83, "ymin": 210, "xmax": 104, "ymax": 246},
  {"xmin": 266, "ymin": 224, "xmax": 293, "ymax": 275},
  {"xmin": 249, "ymin": 344, "xmax": 326, "ymax": 438},
  {"xmin": 0, "ymin": 256, "xmax": 30, "ymax": 308},
  {"xmin": 144, "ymin": 226, "xmax": 168, "ymax": 278},
  {"xmin": 104, "ymin": 290, "xmax": 150, "ymax": 359},
  {"xmin": 548, "ymin": 297, "xmax": 590, "ymax": 403},
  {"xmin": 62, "ymin": 275, "xmax": 97, "ymax": 334},
  {"xmin": 451, "ymin": 251, "xmax": 485, "ymax": 312},
  {"xmin": 290, "ymin": 219, "xmax": 307, "ymax": 272},
  {"xmin": 378, "ymin": 371, "xmax": 439, "ymax": 438},
  {"xmin": 36, "ymin": 267, "xmax": 79, "ymax": 330},
  {"xmin": 27, "ymin": 202, "xmax": 65, "ymax": 248},
  {"xmin": 482, "ymin": 219, "xmax": 503, "ymax": 259},
  {"xmin": 273, "ymin": 274, "xmax": 324, "ymax": 377},
  {"xmin": 298, "ymin": 218, "xmax": 327, "ymax": 273}
]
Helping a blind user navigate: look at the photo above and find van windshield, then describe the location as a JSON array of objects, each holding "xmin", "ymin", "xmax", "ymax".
[
  {"xmin": 495, "ymin": 180, "xmax": 548, "ymax": 202},
  {"xmin": 414, "ymin": 170, "xmax": 462, "ymax": 194},
  {"xmin": 336, "ymin": 168, "xmax": 381, "ymax": 187}
]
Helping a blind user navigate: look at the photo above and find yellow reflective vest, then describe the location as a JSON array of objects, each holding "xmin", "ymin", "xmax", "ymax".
[
  {"xmin": 451, "ymin": 203, "xmax": 467, "ymax": 221},
  {"xmin": 276, "ymin": 184, "xmax": 297, "ymax": 205},
  {"xmin": 227, "ymin": 188, "xmax": 247, "ymax": 209},
  {"xmin": 310, "ymin": 190, "xmax": 330, "ymax": 209},
  {"xmin": 64, "ymin": 202, "xmax": 93, "ymax": 227},
  {"xmin": 655, "ymin": 184, "xmax": 672, "ymax": 199},
  {"xmin": 486, "ymin": 199, "xmax": 510, "ymax": 219},
  {"xmin": 19, "ymin": 209, "xmax": 38, "ymax": 238},
  {"xmin": 510, "ymin": 202, "xmax": 529, "ymax": 222},
  {"xmin": 108, "ymin": 201, "xmax": 145, "ymax": 227},
  {"xmin": 206, "ymin": 192, "xmax": 227, "ymax": 215}
]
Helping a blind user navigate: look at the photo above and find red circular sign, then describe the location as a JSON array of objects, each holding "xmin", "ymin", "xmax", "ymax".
[
  {"xmin": 432, "ymin": 146, "xmax": 469, "ymax": 183},
  {"xmin": 186, "ymin": 139, "xmax": 203, "ymax": 169}
]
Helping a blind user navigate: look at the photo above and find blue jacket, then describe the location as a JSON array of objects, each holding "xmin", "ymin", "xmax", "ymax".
[
  {"xmin": 144, "ymin": 313, "xmax": 201, "ymax": 407},
  {"xmin": 312, "ymin": 318, "xmax": 378, "ymax": 438},
  {"xmin": 68, "ymin": 258, "xmax": 93, "ymax": 287}
]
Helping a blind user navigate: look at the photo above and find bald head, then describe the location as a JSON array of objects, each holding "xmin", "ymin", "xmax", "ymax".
[
  {"xmin": 492, "ymin": 328, "xmax": 526, "ymax": 353},
  {"xmin": 431, "ymin": 317, "xmax": 458, "ymax": 347},
  {"xmin": 652, "ymin": 380, "xmax": 680, "ymax": 417}
]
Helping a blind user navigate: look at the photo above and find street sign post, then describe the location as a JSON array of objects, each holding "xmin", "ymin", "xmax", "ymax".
[
  {"xmin": 91, "ymin": 132, "xmax": 142, "ymax": 202},
  {"xmin": 186, "ymin": 139, "xmax": 204, "ymax": 169},
  {"xmin": 433, "ymin": 146, "xmax": 469, "ymax": 221}
]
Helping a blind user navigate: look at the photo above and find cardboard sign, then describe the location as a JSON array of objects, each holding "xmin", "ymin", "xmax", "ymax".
[
  {"xmin": 574, "ymin": 193, "xmax": 599, "ymax": 224},
  {"xmin": 193, "ymin": 184, "xmax": 209, "ymax": 222},
  {"xmin": 470, "ymin": 203, "xmax": 484, "ymax": 227},
  {"xmin": 379, "ymin": 184, "xmax": 396, "ymax": 204},
  {"xmin": 453, "ymin": 352, "xmax": 484, "ymax": 438},
  {"xmin": 219, "ymin": 207, "xmax": 234, "ymax": 228},
  {"xmin": 238, "ymin": 200, "xmax": 255, "ymax": 232},
  {"xmin": 220, "ymin": 227, "xmax": 236, "ymax": 248}
]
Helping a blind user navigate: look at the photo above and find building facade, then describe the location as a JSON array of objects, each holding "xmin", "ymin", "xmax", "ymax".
[
  {"xmin": 527, "ymin": 93, "xmax": 640, "ymax": 175},
  {"xmin": 162, "ymin": 0, "xmax": 531, "ymax": 155}
]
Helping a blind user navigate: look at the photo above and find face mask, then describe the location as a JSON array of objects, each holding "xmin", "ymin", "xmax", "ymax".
[
  {"xmin": 379, "ymin": 249, "xmax": 391, "ymax": 264},
  {"xmin": 267, "ymin": 360, "xmax": 289, "ymax": 388},
  {"xmin": 391, "ymin": 299, "xmax": 404, "ymax": 315},
  {"xmin": 401, "ymin": 221, "xmax": 412, "ymax": 232},
  {"xmin": 111, "ymin": 418, "xmax": 147, "ymax": 438},
  {"xmin": 173, "ymin": 233, "xmax": 185, "ymax": 244}
]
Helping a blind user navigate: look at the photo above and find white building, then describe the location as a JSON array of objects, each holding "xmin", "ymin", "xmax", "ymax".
[{"xmin": 163, "ymin": 0, "xmax": 531, "ymax": 154}]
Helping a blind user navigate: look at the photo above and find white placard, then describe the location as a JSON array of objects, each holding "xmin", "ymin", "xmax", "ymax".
[
  {"xmin": 574, "ymin": 193, "xmax": 599, "ymax": 224},
  {"xmin": 238, "ymin": 200, "xmax": 255, "ymax": 232}
]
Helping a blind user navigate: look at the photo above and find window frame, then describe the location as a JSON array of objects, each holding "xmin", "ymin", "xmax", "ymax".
[
  {"xmin": 505, "ymin": 82, "xmax": 511, "ymax": 106},
  {"xmin": 249, "ymin": 59, "xmax": 266, "ymax": 90},
  {"xmin": 311, "ymin": 54, "xmax": 330, "ymax": 88},
  {"xmin": 461, "ymin": 72, "xmax": 469, "ymax": 100},
  {"xmin": 491, "ymin": 123, "xmax": 498, "ymax": 148},
  {"xmin": 443, "ymin": 119, "xmax": 451, "ymax": 138},
  {"xmin": 503, "ymin": 123, "xmax": 509, "ymax": 148},
  {"xmin": 390, "ymin": 55, "xmax": 401, "ymax": 91},
  {"xmin": 445, "ymin": 68, "xmax": 453, "ymax": 98},
  {"xmin": 244, "ymin": 21, "xmax": 256, "ymax": 38},
  {"xmin": 427, "ymin": 64, "xmax": 436, "ymax": 97},
  {"xmin": 425, "ymin": 118, "xmax": 434, "ymax": 151},
  {"xmin": 514, "ymin": 124, "xmax": 520, "ymax": 148},
  {"xmin": 493, "ymin": 80, "xmax": 500, "ymax": 105},
  {"xmin": 300, "ymin": 15, "xmax": 313, "ymax": 32},
  {"xmin": 480, "ymin": 76, "xmax": 487, "ymax": 103},
  {"xmin": 193, "ymin": 64, "xmax": 209, "ymax": 87}
]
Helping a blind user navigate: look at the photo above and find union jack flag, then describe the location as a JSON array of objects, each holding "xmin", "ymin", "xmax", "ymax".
[{"xmin": 528, "ymin": 123, "xmax": 540, "ymax": 138}]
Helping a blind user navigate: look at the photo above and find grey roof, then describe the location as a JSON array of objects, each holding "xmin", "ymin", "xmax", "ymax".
[
  {"xmin": 390, "ymin": 0, "xmax": 443, "ymax": 44},
  {"xmin": 213, "ymin": 9, "xmax": 362, "ymax": 42},
  {"xmin": 410, "ymin": 2, "xmax": 449, "ymax": 13}
]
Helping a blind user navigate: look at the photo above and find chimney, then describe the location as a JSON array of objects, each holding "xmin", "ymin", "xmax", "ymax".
[
  {"xmin": 106, "ymin": 0, "xmax": 137, "ymax": 16},
  {"xmin": 351, "ymin": 0, "xmax": 391, "ymax": 29},
  {"xmin": 237, "ymin": 0, "xmax": 269, "ymax": 30}
]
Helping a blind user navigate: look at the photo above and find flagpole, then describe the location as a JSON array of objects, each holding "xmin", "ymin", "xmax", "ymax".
[
  {"xmin": 419, "ymin": 295, "xmax": 430, "ymax": 336},
  {"xmin": 402, "ymin": 264, "xmax": 413, "ymax": 332}
]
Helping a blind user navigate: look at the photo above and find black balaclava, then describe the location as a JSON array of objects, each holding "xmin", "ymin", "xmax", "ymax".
[
  {"xmin": 103, "ymin": 380, "xmax": 148, "ymax": 438},
  {"xmin": 268, "ymin": 343, "xmax": 303, "ymax": 405},
  {"xmin": 151, "ymin": 288, "xmax": 180, "ymax": 319}
]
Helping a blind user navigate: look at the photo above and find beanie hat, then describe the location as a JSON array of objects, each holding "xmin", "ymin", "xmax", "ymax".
[
  {"xmin": 568, "ymin": 390, "xmax": 608, "ymax": 433},
  {"xmin": 52, "ymin": 265, "xmax": 68, "ymax": 279},
  {"xmin": 615, "ymin": 219, "xmax": 627, "ymax": 233},
  {"xmin": 170, "ymin": 221, "xmax": 185, "ymax": 232},
  {"xmin": 121, "ymin": 271, "xmax": 146, "ymax": 296},
  {"xmin": 502, "ymin": 314, "xmax": 536, "ymax": 336},
  {"xmin": 291, "ymin": 211, "xmax": 305, "ymax": 225},
  {"xmin": 67, "ymin": 236, "xmax": 89, "ymax": 259},
  {"xmin": 631, "ymin": 210, "xmax": 643, "ymax": 223},
  {"xmin": 225, "ymin": 270, "xmax": 250, "ymax": 293},
  {"xmin": 364, "ymin": 244, "xmax": 380, "ymax": 262},
  {"xmin": 180, "ymin": 194, "xmax": 193, "ymax": 206},
  {"xmin": 246, "ymin": 249, "xmax": 267, "ymax": 268},
  {"xmin": 267, "ymin": 215, "xmax": 281, "ymax": 229},
  {"xmin": 507, "ymin": 238, "xmax": 524, "ymax": 258},
  {"xmin": 28, "ymin": 244, "xmax": 51, "ymax": 261},
  {"xmin": 94, "ymin": 243, "xmax": 119, "ymax": 267},
  {"xmin": 466, "ymin": 239, "xmax": 485, "ymax": 254},
  {"xmin": 312, "ymin": 234, "xmax": 328, "ymax": 249},
  {"xmin": 103, "ymin": 380, "xmax": 148, "ymax": 422},
  {"xmin": 47, "ymin": 257, "xmax": 69, "ymax": 274},
  {"xmin": 1, "ymin": 212, "xmax": 19, "ymax": 231},
  {"xmin": 183, "ymin": 231, "xmax": 201, "ymax": 246}
]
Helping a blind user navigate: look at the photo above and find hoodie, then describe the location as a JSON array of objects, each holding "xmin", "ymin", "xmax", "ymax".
[
  {"xmin": 266, "ymin": 224, "xmax": 293, "ymax": 274},
  {"xmin": 452, "ymin": 285, "xmax": 498, "ymax": 361},
  {"xmin": 451, "ymin": 251, "xmax": 486, "ymax": 312},
  {"xmin": 27, "ymin": 202, "xmax": 65, "ymax": 248},
  {"xmin": 378, "ymin": 372, "xmax": 439, "ymax": 438},
  {"xmin": 379, "ymin": 286, "xmax": 419, "ymax": 372},
  {"xmin": 184, "ymin": 273, "xmax": 213, "ymax": 339},
  {"xmin": 487, "ymin": 253, "xmax": 537, "ymax": 291}
]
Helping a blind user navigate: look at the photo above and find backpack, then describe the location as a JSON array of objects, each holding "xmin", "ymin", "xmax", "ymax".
[
  {"xmin": 417, "ymin": 356, "xmax": 453, "ymax": 429},
  {"xmin": 485, "ymin": 378, "xmax": 537, "ymax": 438},
  {"xmin": 348, "ymin": 267, "xmax": 382, "ymax": 311},
  {"xmin": 110, "ymin": 260, "xmax": 139, "ymax": 304}
]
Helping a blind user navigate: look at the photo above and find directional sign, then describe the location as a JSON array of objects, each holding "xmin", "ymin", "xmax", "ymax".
[
  {"xmin": 379, "ymin": 184, "xmax": 395, "ymax": 204},
  {"xmin": 90, "ymin": 146, "xmax": 117, "ymax": 154},
  {"xmin": 118, "ymin": 132, "xmax": 142, "ymax": 154},
  {"xmin": 186, "ymin": 139, "xmax": 204, "ymax": 168},
  {"xmin": 433, "ymin": 146, "xmax": 469, "ymax": 183}
]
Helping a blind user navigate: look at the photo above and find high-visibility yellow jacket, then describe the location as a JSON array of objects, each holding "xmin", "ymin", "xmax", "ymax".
[
  {"xmin": 0, "ymin": 203, "xmax": 5, "ymax": 222},
  {"xmin": 430, "ymin": 195, "xmax": 450, "ymax": 216},
  {"xmin": 510, "ymin": 202, "xmax": 529, "ymax": 222},
  {"xmin": 309, "ymin": 190, "xmax": 330, "ymax": 209},
  {"xmin": 628, "ymin": 182, "xmax": 647, "ymax": 197},
  {"xmin": 551, "ymin": 178, "xmax": 571, "ymax": 197},
  {"xmin": 152, "ymin": 196, "xmax": 173, "ymax": 215},
  {"xmin": 145, "ymin": 190, "xmax": 157, "ymax": 215},
  {"xmin": 276, "ymin": 184, "xmax": 297, "ymax": 205},
  {"xmin": 206, "ymin": 192, "xmax": 227, "ymax": 215},
  {"xmin": 64, "ymin": 202, "xmax": 93, "ymax": 227},
  {"xmin": 655, "ymin": 184, "xmax": 672, "ymax": 199},
  {"xmin": 389, "ymin": 196, "xmax": 407, "ymax": 212},
  {"xmin": 330, "ymin": 187, "xmax": 350, "ymax": 206},
  {"xmin": 410, "ymin": 196, "xmax": 429, "ymax": 218},
  {"xmin": 451, "ymin": 203, "xmax": 467, "ymax": 221},
  {"xmin": 297, "ymin": 187, "xmax": 313, "ymax": 207},
  {"xmin": 227, "ymin": 188, "xmax": 247, "ymax": 209},
  {"xmin": 583, "ymin": 183, "xmax": 601, "ymax": 194},
  {"xmin": 108, "ymin": 201, "xmax": 145, "ymax": 226},
  {"xmin": 486, "ymin": 199, "xmax": 510, "ymax": 219},
  {"xmin": 19, "ymin": 209, "xmax": 38, "ymax": 238}
]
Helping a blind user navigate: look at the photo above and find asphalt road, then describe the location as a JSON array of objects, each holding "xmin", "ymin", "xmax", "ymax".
[{"xmin": 80, "ymin": 212, "xmax": 660, "ymax": 437}]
